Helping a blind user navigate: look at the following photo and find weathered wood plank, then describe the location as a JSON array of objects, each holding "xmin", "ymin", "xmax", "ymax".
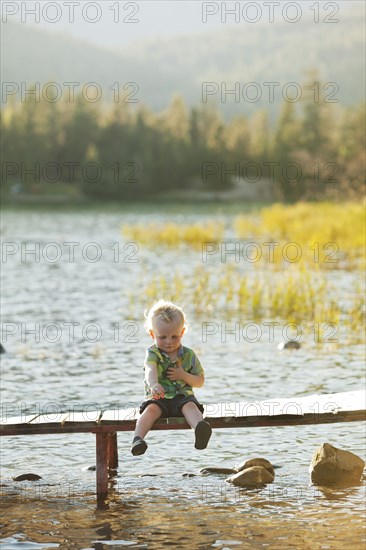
[
  {"xmin": 1, "ymin": 391, "xmax": 364, "ymax": 436},
  {"xmin": 100, "ymin": 407, "xmax": 139, "ymax": 422},
  {"xmin": 1, "ymin": 409, "xmax": 364, "ymax": 436},
  {"xmin": 0, "ymin": 414, "xmax": 41, "ymax": 425},
  {"xmin": 0, "ymin": 421, "xmax": 101, "ymax": 436},
  {"xmin": 203, "ymin": 390, "xmax": 366, "ymax": 418},
  {"xmin": 60, "ymin": 410, "xmax": 102, "ymax": 424},
  {"xmin": 29, "ymin": 412, "xmax": 71, "ymax": 424}
]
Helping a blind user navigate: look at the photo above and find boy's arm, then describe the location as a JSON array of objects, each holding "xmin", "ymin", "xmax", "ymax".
[
  {"xmin": 167, "ymin": 355, "xmax": 205, "ymax": 388},
  {"xmin": 178, "ymin": 370, "xmax": 204, "ymax": 388},
  {"xmin": 145, "ymin": 361, "xmax": 165, "ymax": 399}
]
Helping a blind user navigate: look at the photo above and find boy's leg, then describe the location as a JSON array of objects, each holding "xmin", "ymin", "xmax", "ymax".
[
  {"xmin": 181, "ymin": 402, "xmax": 212, "ymax": 450},
  {"xmin": 131, "ymin": 403, "xmax": 162, "ymax": 456},
  {"xmin": 134, "ymin": 403, "xmax": 162, "ymax": 439},
  {"xmin": 180, "ymin": 401, "xmax": 203, "ymax": 429}
]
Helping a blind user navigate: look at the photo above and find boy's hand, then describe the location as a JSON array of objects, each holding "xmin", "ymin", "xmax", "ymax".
[
  {"xmin": 151, "ymin": 383, "xmax": 165, "ymax": 399},
  {"xmin": 166, "ymin": 364, "xmax": 184, "ymax": 381}
]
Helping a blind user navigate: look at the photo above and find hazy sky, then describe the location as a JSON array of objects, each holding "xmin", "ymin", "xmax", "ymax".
[
  {"xmin": 4, "ymin": 1, "xmax": 223, "ymax": 46},
  {"xmin": 2, "ymin": 0, "xmax": 360, "ymax": 48}
]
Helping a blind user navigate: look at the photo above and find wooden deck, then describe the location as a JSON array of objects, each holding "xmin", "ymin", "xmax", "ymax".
[{"xmin": 1, "ymin": 390, "xmax": 365, "ymax": 498}]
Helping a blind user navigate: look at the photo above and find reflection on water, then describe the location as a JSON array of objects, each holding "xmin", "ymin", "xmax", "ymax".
[
  {"xmin": 1, "ymin": 477, "xmax": 366, "ymax": 549},
  {"xmin": 1, "ymin": 208, "xmax": 365, "ymax": 549}
]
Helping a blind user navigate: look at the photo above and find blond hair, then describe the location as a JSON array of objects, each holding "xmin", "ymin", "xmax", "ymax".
[{"xmin": 144, "ymin": 300, "xmax": 186, "ymax": 332}]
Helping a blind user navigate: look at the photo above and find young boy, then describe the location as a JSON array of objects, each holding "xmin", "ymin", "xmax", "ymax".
[{"xmin": 131, "ymin": 300, "xmax": 212, "ymax": 456}]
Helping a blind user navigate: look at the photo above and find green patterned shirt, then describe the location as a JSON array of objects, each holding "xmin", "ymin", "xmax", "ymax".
[{"xmin": 144, "ymin": 344, "xmax": 204, "ymax": 399}]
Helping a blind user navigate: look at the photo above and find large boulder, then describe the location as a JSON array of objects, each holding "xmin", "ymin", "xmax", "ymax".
[
  {"xmin": 226, "ymin": 466, "xmax": 274, "ymax": 487},
  {"xmin": 310, "ymin": 443, "xmax": 365, "ymax": 486},
  {"xmin": 236, "ymin": 457, "xmax": 275, "ymax": 477}
]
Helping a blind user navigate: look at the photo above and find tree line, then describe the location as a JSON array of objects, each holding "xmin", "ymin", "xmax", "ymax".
[{"xmin": 1, "ymin": 78, "xmax": 364, "ymax": 201}]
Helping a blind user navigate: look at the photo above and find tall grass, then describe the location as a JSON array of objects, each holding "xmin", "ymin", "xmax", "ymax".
[
  {"xmin": 122, "ymin": 221, "xmax": 224, "ymax": 249},
  {"xmin": 234, "ymin": 202, "xmax": 365, "ymax": 268},
  {"xmin": 122, "ymin": 202, "xmax": 364, "ymax": 270},
  {"xmin": 123, "ymin": 202, "xmax": 365, "ymax": 341},
  {"xmin": 129, "ymin": 264, "xmax": 363, "ymax": 325}
]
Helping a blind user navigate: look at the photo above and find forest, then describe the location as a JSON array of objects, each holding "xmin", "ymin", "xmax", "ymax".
[{"xmin": 1, "ymin": 78, "xmax": 364, "ymax": 201}]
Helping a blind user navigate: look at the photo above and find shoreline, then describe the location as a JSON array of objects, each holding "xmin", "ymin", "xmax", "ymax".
[{"xmin": 1, "ymin": 193, "xmax": 271, "ymax": 213}]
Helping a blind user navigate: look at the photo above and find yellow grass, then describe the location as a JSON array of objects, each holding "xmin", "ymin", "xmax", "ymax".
[
  {"xmin": 234, "ymin": 202, "xmax": 365, "ymax": 269},
  {"xmin": 122, "ymin": 203, "xmax": 364, "ymax": 270},
  {"xmin": 123, "ymin": 203, "xmax": 365, "ymax": 341},
  {"xmin": 122, "ymin": 221, "xmax": 224, "ymax": 249},
  {"xmin": 131, "ymin": 265, "xmax": 354, "ymax": 323}
]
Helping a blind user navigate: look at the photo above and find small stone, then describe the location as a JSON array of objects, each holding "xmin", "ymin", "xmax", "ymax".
[
  {"xmin": 13, "ymin": 473, "xmax": 42, "ymax": 481},
  {"xmin": 182, "ymin": 473, "xmax": 197, "ymax": 478},
  {"xmin": 200, "ymin": 467, "xmax": 237, "ymax": 475},
  {"xmin": 235, "ymin": 458, "xmax": 275, "ymax": 477},
  {"xmin": 226, "ymin": 466, "xmax": 274, "ymax": 487},
  {"xmin": 309, "ymin": 443, "xmax": 365, "ymax": 486},
  {"xmin": 278, "ymin": 341, "xmax": 301, "ymax": 350}
]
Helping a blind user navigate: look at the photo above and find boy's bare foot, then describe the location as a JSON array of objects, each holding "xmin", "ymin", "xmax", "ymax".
[
  {"xmin": 194, "ymin": 421, "xmax": 212, "ymax": 450},
  {"xmin": 131, "ymin": 436, "xmax": 148, "ymax": 456}
]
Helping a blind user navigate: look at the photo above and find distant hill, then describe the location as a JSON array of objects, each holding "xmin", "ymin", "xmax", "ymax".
[{"xmin": 1, "ymin": 13, "xmax": 364, "ymax": 120}]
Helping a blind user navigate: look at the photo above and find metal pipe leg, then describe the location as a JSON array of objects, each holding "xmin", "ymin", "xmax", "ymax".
[
  {"xmin": 108, "ymin": 432, "xmax": 118, "ymax": 469},
  {"xmin": 96, "ymin": 432, "xmax": 109, "ymax": 496}
]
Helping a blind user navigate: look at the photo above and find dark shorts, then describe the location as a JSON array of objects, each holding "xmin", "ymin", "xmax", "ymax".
[{"xmin": 139, "ymin": 395, "xmax": 204, "ymax": 418}]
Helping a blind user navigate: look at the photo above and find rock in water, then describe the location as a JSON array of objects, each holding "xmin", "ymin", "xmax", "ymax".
[
  {"xmin": 200, "ymin": 467, "xmax": 237, "ymax": 475},
  {"xmin": 310, "ymin": 443, "xmax": 365, "ymax": 486},
  {"xmin": 0, "ymin": 344, "xmax": 5, "ymax": 354},
  {"xmin": 278, "ymin": 341, "xmax": 301, "ymax": 350},
  {"xmin": 226, "ymin": 466, "xmax": 274, "ymax": 487},
  {"xmin": 235, "ymin": 458, "xmax": 275, "ymax": 477},
  {"xmin": 13, "ymin": 473, "xmax": 42, "ymax": 481}
]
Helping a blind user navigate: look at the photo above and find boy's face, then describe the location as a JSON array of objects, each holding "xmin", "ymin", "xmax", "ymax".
[{"xmin": 150, "ymin": 318, "xmax": 185, "ymax": 354}]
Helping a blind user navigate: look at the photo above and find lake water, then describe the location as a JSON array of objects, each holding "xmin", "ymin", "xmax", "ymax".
[{"xmin": 1, "ymin": 205, "xmax": 365, "ymax": 550}]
